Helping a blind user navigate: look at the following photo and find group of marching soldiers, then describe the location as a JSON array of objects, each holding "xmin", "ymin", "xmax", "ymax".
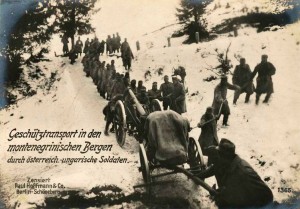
[
  {"xmin": 68, "ymin": 34, "xmax": 134, "ymax": 71},
  {"xmin": 106, "ymin": 33, "xmax": 121, "ymax": 54},
  {"xmin": 63, "ymin": 34, "xmax": 121, "ymax": 65},
  {"xmin": 81, "ymin": 51, "xmax": 188, "ymax": 135}
]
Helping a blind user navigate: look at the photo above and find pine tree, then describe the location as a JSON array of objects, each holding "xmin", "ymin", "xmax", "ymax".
[
  {"xmin": 52, "ymin": 0, "xmax": 98, "ymax": 48},
  {"xmin": 4, "ymin": 0, "xmax": 98, "ymax": 84},
  {"xmin": 176, "ymin": 0, "xmax": 212, "ymax": 43},
  {"xmin": 6, "ymin": 1, "xmax": 55, "ymax": 83}
]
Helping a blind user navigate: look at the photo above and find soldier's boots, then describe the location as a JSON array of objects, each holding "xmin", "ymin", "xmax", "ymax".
[
  {"xmin": 245, "ymin": 94, "xmax": 251, "ymax": 103},
  {"xmin": 233, "ymin": 98, "xmax": 237, "ymax": 105},
  {"xmin": 255, "ymin": 94, "xmax": 261, "ymax": 105},
  {"xmin": 263, "ymin": 93, "xmax": 271, "ymax": 103},
  {"xmin": 109, "ymin": 125, "xmax": 115, "ymax": 133},
  {"xmin": 222, "ymin": 115, "xmax": 229, "ymax": 126},
  {"xmin": 104, "ymin": 122, "xmax": 110, "ymax": 136}
]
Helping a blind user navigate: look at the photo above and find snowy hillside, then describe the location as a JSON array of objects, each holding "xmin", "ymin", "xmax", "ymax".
[{"xmin": 1, "ymin": 0, "xmax": 300, "ymax": 208}]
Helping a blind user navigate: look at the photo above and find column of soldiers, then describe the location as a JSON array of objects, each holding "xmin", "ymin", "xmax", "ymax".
[
  {"xmin": 81, "ymin": 41, "xmax": 188, "ymax": 134},
  {"xmin": 80, "ymin": 43, "xmax": 275, "ymax": 207},
  {"xmin": 83, "ymin": 34, "xmax": 134, "ymax": 71},
  {"xmin": 105, "ymin": 33, "xmax": 122, "ymax": 54}
]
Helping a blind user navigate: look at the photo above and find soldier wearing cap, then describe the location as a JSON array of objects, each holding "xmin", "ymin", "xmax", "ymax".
[
  {"xmin": 137, "ymin": 87, "xmax": 150, "ymax": 106},
  {"xmin": 232, "ymin": 58, "xmax": 254, "ymax": 104},
  {"xmin": 83, "ymin": 38, "xmax": 90, "ymax": 54},
  {"xmin": 148, "ymin": 82, "xmax": 162, "ymax": 102},
  {"xmin": 212, "ymin": 75, "xmax": 240, "ymax": 126},
  {"xmin": 197, "ymin": 107, "xmax": 219, "ymax": 161},
  {"xmin": 159, "ymin": 75, "xmax": 174, "ymax": 110},
  {"xmin": 251, "ymin": 54, "xmax": 276, "ymax": 104},
  {"xmin": 136, "ymin": 80, "xmax": 146, "ymax": 96},
  {"xmin": 169, "ymin": 75, "xmax": 186, "ymax": 114},
  {"xmin": 103, "ymin": 94, "xmax": 123, "ymax": 136},
  {"xmin": 110, "ymin": 73, "xmax": 126, "ymax": 99},
  {"xmin": 130, "ymin": 79, "xmax": 137, "ymax": 94},
  {"xmin": 198, "ymin": 138, "xmax": 273, "ymax": 208}
]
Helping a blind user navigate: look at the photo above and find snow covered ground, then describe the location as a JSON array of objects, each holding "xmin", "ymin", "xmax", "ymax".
[{"xmin": 1, "ymin": 0, "xmax": 300, "ymax": 208}]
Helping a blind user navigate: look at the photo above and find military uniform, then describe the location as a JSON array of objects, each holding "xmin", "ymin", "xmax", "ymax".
[
  {"xmin": 252, "ymin": 57, "xmax": 276, "ymax": 104},
  {"xmin": 232, "ymin": 63, "xmax": 254, "ymax": 103},
  {"xmin": 160, "ymin": 81, "xmax": 174, "ymax": 110},
  {"xmin": 212, "ymin": 78, "xmax": 239, "ymax": 126},
  {"xmin": 198, "ymin": 139, "xmax": 273, "ymax": 208},
  {"xmin": 171, "ymin": 81, "xmax": 186, "ymax": 114}
]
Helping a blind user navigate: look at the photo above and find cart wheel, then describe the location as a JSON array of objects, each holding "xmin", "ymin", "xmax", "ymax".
[
  {"xmin": 188, "ymin": 137, "xmax": 205, "ymax": 169},
  {"xmin": 139, "ymin": 144, "xmax": 151, "ymax": 193},
  {"xmin": 150, "ymin": 99, "xmax": 162, "ymax": 112},
  {"xmin": 114, "ymin": 100, "xmax": 127, "ymax": 147}
]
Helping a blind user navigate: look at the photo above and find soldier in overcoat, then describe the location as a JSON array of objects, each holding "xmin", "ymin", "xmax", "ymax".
[
  {"xmin": 232, "ymin": 58, "xmax": 254, "ymax": 104},
  {"xmin": 251, "ymin": 54, "xmax": 276, "ymax": 104},
  {"xmin": 212, "ymin": 76, "xmax": 240, "ymax": 126},
  {"xmin": 170, "ymin": 75, "xmax": 186, "ymax": 114},
  {"xmin": 198, "ymin": 139, "xmax": 273, "ymax": 208},
  {"xmin": 197, "ymin": 107, "xmax": 219, "ymax": 159}
]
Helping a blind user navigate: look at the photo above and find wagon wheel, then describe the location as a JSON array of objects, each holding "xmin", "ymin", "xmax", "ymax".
[
  {"xmin": 114, "ymin": 100, "xmax": 127, "ymax": 147},
  {"xmin": 139, "ymin": 143, "xmax": 151, "ymax": 193},
  {"xmin": 188, "ymin": 137, "xmax": 205, "ymax": 170},
  {"xmin": 150, "ymin": 99, "xmax": 162, "ymax": 112}
]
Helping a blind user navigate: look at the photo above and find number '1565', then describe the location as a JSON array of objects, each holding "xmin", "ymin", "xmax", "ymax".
[{"xmin": 278, "ymin": 188, "xmax": 292, "ymax": 193}]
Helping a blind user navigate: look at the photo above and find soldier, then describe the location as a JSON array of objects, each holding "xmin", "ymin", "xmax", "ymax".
[
  {"xmin": 252, "ymin": 55, "xmax": 276, "ymax": 104},
  {"xmin": 106, "ymin": 72, "xmax": 116, "ymax": 100},
  {"xmin": 232, "ymin": 58, "xmax": 254, "ymax": 104},
  {"xmin": 148, "ymin": 82, "xmax": 162, "ymax": 102},
  {"xmin": 170, "ymin": 75, "xmax": 186, "ymax": 114},
  {"xmin": 198, "ymin": 138, "xmax": 273, "ymax": 208},
  {"xmin": 93, "ymin": 38, "xmax": 101, "ymax": 59},
  {"xmin": 121, "ymin": 38, "xmax": 134, "ymax": 70},
  {"xmin": 197, "ymin": 107, "xmax": 219, "ymax": 163},
  {"xmin": 99, "ymin": 40, "xmax": 105, "ymax": 55},
  {"xmin": 83, "ymin": 38, "xmax": 90, "ymax": 54},
  {"xmin": 123, "ymin": 72, "xmax": 130, "ymax": 88},
  {"xmin": 130, "ymin": 79, "xmax": 137, "ymax": 94},
  {"xmin": 103, "ymin": 94, "xmax": 123, "ymax": 136},
  {"xmin": 105, "ymin": 63, "xmax": 114, "ymax": 100},
  {"xmin": 91, "ymin": 56, "xmax": 101, "ymax": 85},
  {"xmin": 88, "ymin": 38, "xmax": 97, "ymax": 57},
  {"xmin": 136, "ymin": 80, "xmax": 146, "ymax": 96},
  {"xmin": 212, "ymin": 76, "xmax": 240, "ymax": 126},
  {"xmin": 159, "ymin": 75, "xmax": 174, "ymax": 110},
  {"xmin": 116, "ymin": 32, "xmax": 121, "ymax": 53},
  {"xmin": 121, "ymin": 38, "xmax": 129, "ymax": 55},
  {"xmin": 110, "ymin": 73, "xmax": 126, "ymax": 99},
  {"xmin": 112, "ymin": 34, "xmax": 118, "ymax": 53},
  {"xmin": 74, "ymin": 37, "xmax": 83, "ymax": 56},
  {"xmin": 99, "ymin": 64, "xmax": 109, "ymax": 99},
  {"xmin": 110, "ymin": 60, "xmax": 116, "ymax": 75},
  {"xmin": 174, "ymin": 66, "xmax": 187, "ymax": 84},
  {"xmin": 137, "ymin": 87, "xmax": 150, "ymax": 106},
  {"xmin": 82, "ymin": 51, "xmax": 90, "ymax": 75},
  {"xmin": 97, "ymin": 61, "xmax": 106, "ymax": 94},
  {"xmin": 106, "ymin": 35, "xmax": 112, "ymax": 55},
  {"xmin": 61, "ymin": 34, "xmax": 69, "ymax": 55},
  {"xmin": 68, "ymin": 47, "xmax": 78, "ymax": 64}
]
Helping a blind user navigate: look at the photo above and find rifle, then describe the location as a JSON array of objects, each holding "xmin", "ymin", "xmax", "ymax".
[{"xmin": 190, "ymin": 100, "xmax": 225, "ymax": 130}]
